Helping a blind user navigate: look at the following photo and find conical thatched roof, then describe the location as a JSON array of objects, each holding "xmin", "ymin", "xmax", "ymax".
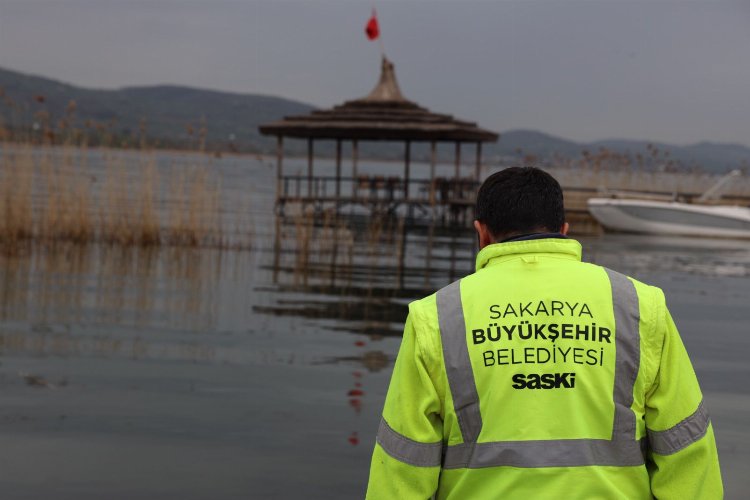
[{"xmin": 259, "ymin": 58, "xmax": 498, "ymax": 143}]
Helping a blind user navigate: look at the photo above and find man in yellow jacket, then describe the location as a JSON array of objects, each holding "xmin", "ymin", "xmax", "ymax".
[{"xmin": 366, "ymin": 167, "xmax": 722, "ymax": 499}]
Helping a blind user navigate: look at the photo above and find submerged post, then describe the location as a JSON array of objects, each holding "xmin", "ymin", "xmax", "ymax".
[
  {"xmin": 430, "ymin": 141, "xmax": 437, "ymax": 205},
  {"xmin": 276, "ymin": 135, "xmax": 284, "ymax": 201},
  {"xmin": 454, "ymin": 142, "xmax": 461, "ymax": 179},
  {"xmin": 475, "ymin": 142, "xmax": 482, "ymax": 182},
  {"xmin": 404, "ymin": 140, "xmax": 411, "ymax": 200}
]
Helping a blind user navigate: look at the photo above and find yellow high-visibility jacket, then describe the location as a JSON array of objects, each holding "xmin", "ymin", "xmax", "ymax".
[{"xmin": 366, "ymin": 237, "xmax": 722, "ymax": 499}]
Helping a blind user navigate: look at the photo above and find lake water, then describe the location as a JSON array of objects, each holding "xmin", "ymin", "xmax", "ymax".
[{"xmin": 0, "ymin": 150, "xmax": 748, "ymax": 499}]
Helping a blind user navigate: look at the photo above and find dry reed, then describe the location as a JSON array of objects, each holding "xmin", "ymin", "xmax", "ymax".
[
  {"xmin": 0, "ymin": 144, "xmax": 237, "ymax": 253},
  {"xmin": 0, "ymin": 149, "xmax": 33, "ymax": 247}
]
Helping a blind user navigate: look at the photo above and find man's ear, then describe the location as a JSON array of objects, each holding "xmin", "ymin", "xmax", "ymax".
[
  {"xmin": 474, "ymin": 220, "xmax": 494, "ymax": 250},
  {"xmin": 560, "ymin": 222, "xmax": 570, "ymax": 236}
]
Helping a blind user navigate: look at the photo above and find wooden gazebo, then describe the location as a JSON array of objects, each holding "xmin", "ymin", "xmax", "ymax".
[{"xmin": 259, "ymin": 57, "xmax": 498, "ymax": 218}]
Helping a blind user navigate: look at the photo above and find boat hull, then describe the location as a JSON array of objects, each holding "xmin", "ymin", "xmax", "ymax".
[{"xmin": 587, "ymin": 198, "xmax": 750, "ymax": 239}]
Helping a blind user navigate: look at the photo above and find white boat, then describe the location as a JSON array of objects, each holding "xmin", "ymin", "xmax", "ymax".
[{"xmin": 587, "ymin": 170, "xmax": 750, "ymax": 239}]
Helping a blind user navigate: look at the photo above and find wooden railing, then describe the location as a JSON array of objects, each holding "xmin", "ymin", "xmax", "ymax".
[
  {"xmin": 278, "ymin": 175, "xmax": 480, "ymax": 205},
  {"xmin": 277, "ymin": 175, "xmax": 750, "ymax": 212}
]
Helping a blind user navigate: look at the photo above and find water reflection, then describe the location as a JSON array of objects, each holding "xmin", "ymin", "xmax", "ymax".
[
  {"xmin": 0, "ymin": 328, "xmax": 217, "ymax": 364},
  {"xmin": 0, "ymin": 198, "xmax": 747, "ymax": 498},
  {"xmin": 0, "ymin": 243, "xmax": 240, "ymax": 366},
  {"xmin": 3, "ymin": 221, "xmax": 747, "ymax": 351},
  {"xmin": 259, "ymin": 213, "xmax": 750, "ymax": 341},
  {"xmin": 263, "ymin": 213, "xmax": 476, "ymax": 336},
  {"xmin": 581, "ymin": 234, "xmax": 750, "ymax": 279}
]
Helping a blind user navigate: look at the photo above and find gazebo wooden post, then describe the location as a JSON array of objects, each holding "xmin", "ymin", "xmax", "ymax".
[
  {"xmin": 475, "ymin": 142, "xmax": 482, "ymax": 182},
  {"xmin": 404, "ymin": 140, "xmax": 411, "ymax": 201},
  {"xmin": 352, "ymin": 139, "xmax": 359, "ymax": 200},
  {"xmin": 429, "ymin": 140, "xmax": 437, "ymax": 206},
  {"xmin": 307, "ymin": 138, "xmax": 314, "ymax": 199},
  {"xmin": 335, "ymin": 138, "xmax": 342, "ymax": 199},
  {"xmin": 454, "ymin": 141, "xmax": 461, "ymax": 179},
  {"xmin": 397, "ymin": 218, "xmax": 406, "ymax": 289},
  {"xmin": 276, "ymin": 135, "xmax": 284, "ymax": 202},
  {"xmin": 273, "ymin": 215, "xmax": 281, "ymax": 282},
  {"xmin": 425, "ymin": 222, "xmax": 435, "ymax": 287},
  {"xmin": 454, "ymin": 141, "xmax": 461, "ymax": 207}
]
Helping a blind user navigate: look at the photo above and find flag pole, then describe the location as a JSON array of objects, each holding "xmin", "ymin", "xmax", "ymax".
[{"xmin": 372, "ymin": 7, "xmax": 385, "ymax": 59}]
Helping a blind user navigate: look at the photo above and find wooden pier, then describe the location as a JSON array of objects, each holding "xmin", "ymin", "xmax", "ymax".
[
  {"xmin": 276, "ymin": 173, "xmax": 482, "ymax": 220},
  {"xmin": 274, "ymin": 171, "xmax": 603, "ymax": 233}
]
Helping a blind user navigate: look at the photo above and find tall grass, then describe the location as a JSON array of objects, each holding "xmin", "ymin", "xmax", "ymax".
[
  {"xmin": 0, "ymin": 152, "xmax": 33, "ymax": 245},
  {"xmin": 0, "ymin": 144, "xmax": 237, "ymax": 253}
]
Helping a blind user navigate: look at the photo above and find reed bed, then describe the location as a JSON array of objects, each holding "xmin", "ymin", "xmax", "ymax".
[
  {"xmin": 547, "ymin": 166, "xmax": 750, "ymax": 197},
  {"xmin": 0, "ymin": 144, "xmax": 241, "ymax": 253},
  {"xmin": 536, "ymin": 147, "xmax": 750, "ymax": 196}
]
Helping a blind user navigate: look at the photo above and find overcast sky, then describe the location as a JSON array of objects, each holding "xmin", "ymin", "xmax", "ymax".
[{"xmin": 1, "ymin": 0, "xmax": 749, "ymax": 146}]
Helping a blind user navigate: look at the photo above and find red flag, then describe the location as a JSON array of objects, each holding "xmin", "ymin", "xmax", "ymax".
[{"xmin": 365, "ymin": 10, "xmax": 379, "ymax": 41}]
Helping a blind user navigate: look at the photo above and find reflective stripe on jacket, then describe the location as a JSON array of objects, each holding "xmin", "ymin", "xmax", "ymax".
[{"xmin": 366, "ymin": 238, "xmax": 722, "ymax": 499}]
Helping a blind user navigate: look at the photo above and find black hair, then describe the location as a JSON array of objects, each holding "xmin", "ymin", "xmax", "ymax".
[{"xmin": 475, "ymin": 166, "xmax": 565, "ymax": 238}]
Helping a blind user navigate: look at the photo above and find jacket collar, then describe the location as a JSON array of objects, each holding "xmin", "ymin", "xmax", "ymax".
[
  {"xmin": 475, "ymin": 237, "xmax": 583, "ymax": 272},
  {"xmin": 500, "ymin": 232, "xmax": 570, "ymax": 243}
]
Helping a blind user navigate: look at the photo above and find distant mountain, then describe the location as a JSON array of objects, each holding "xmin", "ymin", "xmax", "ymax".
[
  {"xmin": 591, "ymin": 139, "xmax": 750, "ymax": 171},
  {"xmin": 0, "ymin": 66, "xmax": 314, "ymax": 151},
  {"xmin": 488, "ymin": 131, "xmax": 750, "ymax": 172},
  {"xmin": 489, "ymin": 129, "xmax": 581, "ymax": 158},
  {"xmin": 0, "ymin": 66, "xmax": 748, "ymax": 171}
]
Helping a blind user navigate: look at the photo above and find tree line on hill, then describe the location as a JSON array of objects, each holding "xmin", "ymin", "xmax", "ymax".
[{"xmin": 0, "ymin": 66, "xmax": 747, "ymax": 173}]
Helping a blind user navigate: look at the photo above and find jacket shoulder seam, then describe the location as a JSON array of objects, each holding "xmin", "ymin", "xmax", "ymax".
[{"xmin": 408, "ymin": 296, "xmax": 439, "ymax": 378}]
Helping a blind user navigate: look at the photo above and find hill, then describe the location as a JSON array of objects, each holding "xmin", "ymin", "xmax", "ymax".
[
  {"xmin": 0, "ymin": 66, "xmax": 314, "ymax": 151},
  {"xmin": 0, "ymin": 66, "xmax": 748, "ymax": 171},
  {"xmin": 488, "ymin": 131, "xmax": 750, "ymax": 172}
]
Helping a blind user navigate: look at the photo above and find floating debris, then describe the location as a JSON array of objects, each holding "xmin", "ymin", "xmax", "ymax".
[
  {"xmin": 348, "ymin": 431, "xmax": 360, "ymax": 446},
  {"xmin": 19, "ymin": 372, "xmax": 67, "ymax": 389}
]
